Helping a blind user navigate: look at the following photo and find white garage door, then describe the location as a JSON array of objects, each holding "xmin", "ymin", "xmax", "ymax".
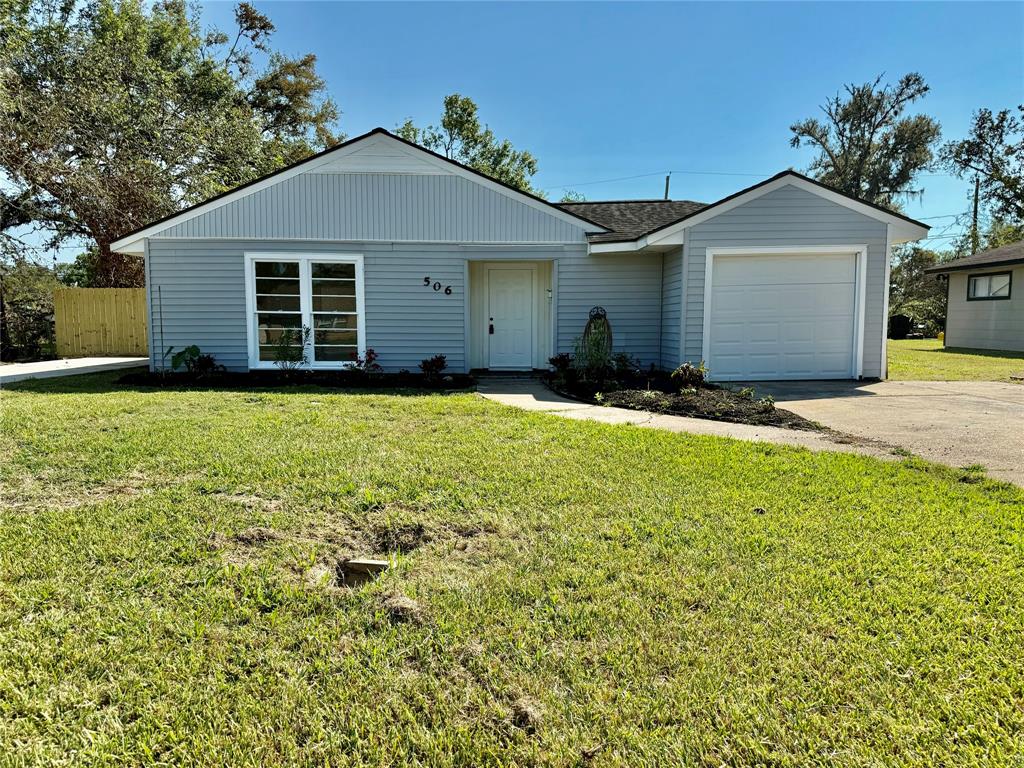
[{"xmin": 706, "ymin": 251, "xmax": 859, "ymax": 381}]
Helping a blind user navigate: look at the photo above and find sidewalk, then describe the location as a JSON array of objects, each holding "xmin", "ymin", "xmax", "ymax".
[{"xmin": 0, "ymin": 357, "xmax": 147, "ymax": 385}]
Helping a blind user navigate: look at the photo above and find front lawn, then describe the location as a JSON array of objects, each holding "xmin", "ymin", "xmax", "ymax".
[
  {"xmin": 1, "ymin": 374, "xmax": 1022, "ymax": 766},
  {"xmin": 888, "ymin": 338, "xmax": 1024, "ymax": 381}
]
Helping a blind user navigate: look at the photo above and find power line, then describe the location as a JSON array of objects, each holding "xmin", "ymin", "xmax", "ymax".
[{"xmin": 551, "ymin": 168, "xmax": 958, "ymax": 190}]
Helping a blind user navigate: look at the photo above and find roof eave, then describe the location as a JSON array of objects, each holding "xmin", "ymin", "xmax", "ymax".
[{"xmin": 925, "ymin": 257, "xmax": 1024, "ymax": 274}]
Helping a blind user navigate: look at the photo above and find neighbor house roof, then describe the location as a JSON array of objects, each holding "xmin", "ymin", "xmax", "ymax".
[
  {"xmin": 925, "ymin": 240, "xmax": 1024, "ymax": 274},
  {"xmin": 556, "ymin": 200, "xmax": 708, "ymax": 243}
]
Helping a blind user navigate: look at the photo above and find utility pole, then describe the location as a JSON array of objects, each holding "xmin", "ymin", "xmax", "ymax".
[
  {"xmin": 970, "ymin": 175, "xmax": 980, "ymax": 255},
  {"xmin": 664, "ymin": 173, "xmax": 671, "ymax": 200}
]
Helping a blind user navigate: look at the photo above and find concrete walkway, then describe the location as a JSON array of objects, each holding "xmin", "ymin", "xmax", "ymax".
[
  {"xmin": 0, "ymin": 357, "xmax": 147, "ymax": 385},
  {"xmin": 477, "ymin": 379, "xmax": 895, "ymax": 461}
]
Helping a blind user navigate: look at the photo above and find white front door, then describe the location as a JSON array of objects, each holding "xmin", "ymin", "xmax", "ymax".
[{"xmin": 488, "ymin": 268, "xmax": 534, "ymax": 369}]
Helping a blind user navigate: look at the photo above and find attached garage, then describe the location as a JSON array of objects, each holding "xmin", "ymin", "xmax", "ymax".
[{"xmin": 703, "ymin": 247, "xmax": 867, "ymax": 381}]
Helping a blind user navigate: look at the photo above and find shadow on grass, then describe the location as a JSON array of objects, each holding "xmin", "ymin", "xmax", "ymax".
[
  {"xmin": 2, "ymin": 369, "xmax": 476, "ymax": 398},
  {"xmin": 925, "ymin": 346, "xmax": 1024, "ymax": 360}
]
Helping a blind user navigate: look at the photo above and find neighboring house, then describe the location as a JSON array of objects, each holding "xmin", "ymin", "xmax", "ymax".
[
  {"xmin": 111, "ymin": 128, "xmax": 929, "ymax": 381},
  {"xmin": 925, "ymin": 240, "xmax": 1024, "ymax": 352}
]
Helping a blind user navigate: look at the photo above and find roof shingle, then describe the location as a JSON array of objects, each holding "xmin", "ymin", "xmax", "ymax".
[
  {"xmin": 925, "ymin": 240, "xmax": 1024, "ymax": 273},
  {"xmin": 556, "ymin": 199, "xmax": 707, "ymax": 243}
]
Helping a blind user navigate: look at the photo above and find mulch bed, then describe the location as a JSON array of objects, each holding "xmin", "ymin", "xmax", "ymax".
[
  {"xmin": 548, "ymin": 374, "xmax": 822, "ymax": 432},
  {"xmin": 118, "ymin": 369, "xmax": 475, "ymax": 391},
  {"xmin": 601, "ymin": 388, "xmax": 822, "ymax": 431}
]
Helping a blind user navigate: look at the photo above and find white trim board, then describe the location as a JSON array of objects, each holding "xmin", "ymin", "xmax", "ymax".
[
  {"xmin": 112, "ymin": 131, "xmax": 606, "ymax": 254},
  {"xmin": 700, "ymin": 245, "xmax": 869, "ymax": 380},
  {"xmin": 243, "ymin": 251, "xmax": 366, "ymax": 371}
]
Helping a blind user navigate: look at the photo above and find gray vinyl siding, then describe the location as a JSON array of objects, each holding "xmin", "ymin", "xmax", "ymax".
[
  {"xmin": 660, "ymin": 248, "xmax": 683, "ymax": 369},
  {"xmin": 148, "ymin": 239, "xmax": 467, "ymax": 372},
  {"xmin": 147, "ymin": 239, "xmax": 582, "ymax": 373},
  {"xmin": 681, "ymin": 184, "xmax": 890, "ymax": 378},
  {"xmin": 158, "ymin": 173, "xmax": 589, "ymax": 244},
  {"xmin": 556, "ymin": 252, "xmax": 663, "ymax": 366},
  {"xmin": 944, "ymin": 266, "xmax": 1024, "ymax": 351}
]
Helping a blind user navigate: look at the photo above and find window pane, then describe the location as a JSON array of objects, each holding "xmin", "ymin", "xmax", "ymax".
[
  {"xmin": 970, "ymin": 276, "xmax": 990, "ymax": 297},
  {"xmin": 991, "ymin": 275, "xmax": 1011, "ymax": 296},
  {"xmin": 255, "ymin": 261, "xmax": 299, "ymax": 278},
  {"xmin": 312, "ymin": 278, "xmax": 355, "ymax": 296},
  {"xmin": 314, "ymin": 329, "xmax": 358, "ymax": 345},
  {"xmin": 312, "ymin": 262, "xmax": 355, "ymax": 279},
  {"xmin": 256, "ymin": 277, "xmax": 301, "ymax": 296},
  {"xmin": 256, "ymin": 294, "xmax": 301, "ymax": 311},
  {"xmin": 313, "ymin": 294, "xmax": 357, "ymax": 312},
  {"xmin": 312, "ymin": 313, "xmax": 357, "ymax": 330},
  {"xmin": 315, "ymin": 345, "xmax": 358, "ymax": 362},
  {"xmin": 259, "ymin": 344, "xmax": 304, "ymax": 362},
  {"xmin": 257, "ymin": 313, "xmax": 302, "ymax": 329}
]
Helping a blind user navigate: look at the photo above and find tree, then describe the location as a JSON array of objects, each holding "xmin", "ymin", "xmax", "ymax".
[
  {"xmin": 888, "ymin": 245, "xmax": 947, "ymax": 336},
  {"xmin": 396, "ymin": 94, "xmax": 538, "ymax": 192},
  {"xmin": 0, "ymin": 0, "xmax": 340, "ymax": 287},
  {"xmin": 559, "ymin": 190, "xmax": 586, "ymax": 203},
  {"xmin": 790, "ymin": 73, "xmax": 941, "ymax": 210},
  {"xmin": 0, "ymin": 255, "xmax": 60, "ymax": 360},
  {"xmin": 941, "ymin": 106, "xmax": 1024, "ymax": 223}
]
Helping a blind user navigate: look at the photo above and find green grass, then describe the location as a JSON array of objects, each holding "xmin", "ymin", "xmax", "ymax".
[
  {"xmin": 1, "ymin": 374, "xmax": 1023, "ymax": 766},
  {"xmin": 888, "ymin": 338, "xmax": 1024, "ymax": 381}
]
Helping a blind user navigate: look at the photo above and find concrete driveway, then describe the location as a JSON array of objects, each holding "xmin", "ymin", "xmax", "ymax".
[{"xmin": 750, "ymin": 380, "xmax": 1024, "ymax": 486}]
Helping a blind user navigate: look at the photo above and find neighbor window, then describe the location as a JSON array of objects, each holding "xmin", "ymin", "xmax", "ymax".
[
  {"xmin": 967, "ymin": 272, "xmax": 1012, "ymax": 301},
  {"xmin": 247, "ymin": 254, "xmax": 364, "ymax": 367}
]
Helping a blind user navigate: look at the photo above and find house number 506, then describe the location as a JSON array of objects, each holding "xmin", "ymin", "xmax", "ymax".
[{"xmin": 423, "ymin": 276, "xmax": 452, "ymax": 295}]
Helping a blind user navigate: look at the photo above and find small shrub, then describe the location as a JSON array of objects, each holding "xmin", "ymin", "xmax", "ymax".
[
  {"xmin": 353, "ymin": 347, "xmax": 383, "ymax": 374},
  {"xmin": 164, "ymin": 345, "xmax": 225, "ymax": 377},
  {"xmin": 737, "ymin": 386, "xmax": 755, "ymax": 400},
  {"xmin": 272, "ymin": 326, "xmax": 311, "ymax": 372},
  {"xmin": 548, "ymin": 353, "xmax": 572, "ymax": 372},
  {"xmin": 419, "ymin": 354, "xmax": 447, "ymax": 382},
  {"xmin": 758, "ymin": 394, "xmax": 776, "ymax": 412},
  {"xmin": 611, "ymin": 352, "xmax": 640, "ymax": 376},
  {"xmin": 670, "ymin": 361, "xmax": 709, "ymax": 390}
]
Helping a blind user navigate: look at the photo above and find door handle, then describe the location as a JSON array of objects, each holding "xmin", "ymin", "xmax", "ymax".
[{"xmin": 489, "ymin": 323, "xmax": 495, "ymax": 335}]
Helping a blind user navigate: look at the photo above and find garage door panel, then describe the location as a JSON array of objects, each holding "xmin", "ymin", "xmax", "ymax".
[{"xmin": 708, "ymin": 252, "xmax": 858, "ymax": 381}]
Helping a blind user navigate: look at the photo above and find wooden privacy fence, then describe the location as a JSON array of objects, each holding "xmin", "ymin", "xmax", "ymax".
[{"xmin": 54, "ymin": 288, "xmax": 148, "ymax": 357}]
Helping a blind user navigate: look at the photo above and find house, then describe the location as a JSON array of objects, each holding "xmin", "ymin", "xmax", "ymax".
[
  {"xmin": 925, "ymin": 240, "xmax": 1024, "ymax": 352},
  {"xmin": 110, "ymin": 128, "xmax": 929, "ymax": 381}
]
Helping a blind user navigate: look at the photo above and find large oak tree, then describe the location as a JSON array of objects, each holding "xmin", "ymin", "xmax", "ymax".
[
  {"xmin": 0, "ymin": 0, "xmax": 340, "ymax": 286},
  {"xmin": 790, "ymin": 73, "xmax": 941, "ymax": 211}
]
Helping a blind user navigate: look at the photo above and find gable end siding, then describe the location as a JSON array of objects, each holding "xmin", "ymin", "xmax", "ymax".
[
  {"xmin": 681, "ymin": 184, "xmax": 890, "ymax": 378},
  {"xmin": 156, "ymin": 174, "xmax": 588, "ymax": 244}
]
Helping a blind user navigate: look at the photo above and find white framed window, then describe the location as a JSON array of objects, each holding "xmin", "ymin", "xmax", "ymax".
[
  {"xmin": 967, "ymin": 271, "xmax": 1012, "ymax": 301},
  {"xmin": 244, "ymin": 253, "xmax": 365, "ymax": 369}
]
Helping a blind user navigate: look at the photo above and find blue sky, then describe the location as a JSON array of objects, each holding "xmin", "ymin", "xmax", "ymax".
[
  {"xmin": 26, "ymin": 1, "xmax": 1024, "ymax": 260},
  {"xmin": 195, "ymin": 0, "xmax": 1023, "ymax": 252}
]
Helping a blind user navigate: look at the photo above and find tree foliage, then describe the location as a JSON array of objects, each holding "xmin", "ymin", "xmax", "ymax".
[
  {"xmin": 941, "ymin": 105, "xmax": 1024, "ymax": 223},
  {"xmin": 396, "ymin": 94, "xmax": 538, "ymax": 192},
  {"xmin": 790, "ymin": 73, "xmax": 941, "ymax": 210},
  {"xmin": 0, "ymin": 256, "xmax": 59, "ymax": 360},
  {"xmin": 888, "ymin": 245, "xmax": 947, "ymax": 336},
  {"xmin": 0, "ymin": 0, "xmax": 340, "ymax": 287}
]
